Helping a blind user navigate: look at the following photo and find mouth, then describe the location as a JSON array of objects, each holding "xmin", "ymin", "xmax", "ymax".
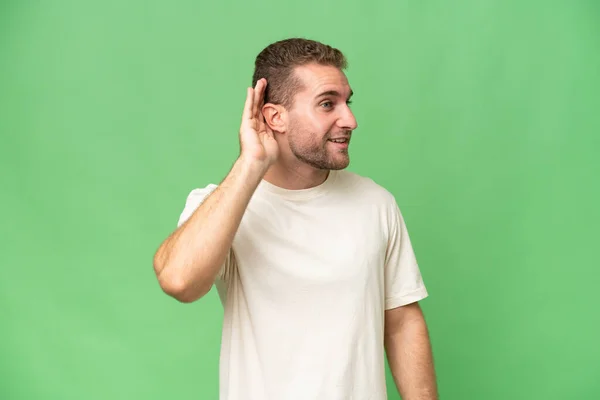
[{"xmin": 327, "ymin": 137, "xmax": 350, "ymax": 148}]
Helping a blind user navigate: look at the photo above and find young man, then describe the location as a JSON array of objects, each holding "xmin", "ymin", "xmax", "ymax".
[{"xmin": 153, "ymin": 38, "xmax": 438, "ymax": 400}]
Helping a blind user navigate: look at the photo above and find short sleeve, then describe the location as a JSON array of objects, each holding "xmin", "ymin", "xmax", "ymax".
[
  {"xmin": 384, "ymin": 203, "xmax": 428, "ymax": 309},
  {"xmin": 177, "ymin": 184, "xmax": 234, "ymax": 282},
  {"xmin": 177, "ymin": 184, "xmax": 218, "ymax": 227}
]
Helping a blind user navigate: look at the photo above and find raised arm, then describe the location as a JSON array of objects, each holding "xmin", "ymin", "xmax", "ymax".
[{"xmin": 152, "ymin": 78, "xmax": 278, "ymax": 303}]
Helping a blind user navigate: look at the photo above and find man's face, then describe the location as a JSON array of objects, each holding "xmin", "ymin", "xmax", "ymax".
[{"xmin": 285, "ymin": 63, "xmax": 358, "ymax": 170}]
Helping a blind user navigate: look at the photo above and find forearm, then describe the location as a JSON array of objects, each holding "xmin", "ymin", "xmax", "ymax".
[
  {"xmin": 153, "ymin": 156, "xmax": 267, "ymax": 302},
  {"xmin": 385, "ymin": 312, "xmax": 438, "ymax": 400}
]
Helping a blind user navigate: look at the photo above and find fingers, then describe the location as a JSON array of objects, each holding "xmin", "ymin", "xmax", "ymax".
[
  {"xmin": 252, "ymin": 78, "xmax": 265, "ymax": 118},
  {"xmin": 257, "ymin": 78, "xmax": 267, "ymax": 104},
  {"xmin": 243, "ymin": 87, "xmax": 254, "ymax": 121},
  {"xmin": 243, "ymin": 79, "xmax": 267, "ymax": 122}
]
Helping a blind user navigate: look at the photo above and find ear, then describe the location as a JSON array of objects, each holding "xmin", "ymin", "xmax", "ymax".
[{"xmin": 262, "ymin": 103, "xmax": 287, "ymax": 133}]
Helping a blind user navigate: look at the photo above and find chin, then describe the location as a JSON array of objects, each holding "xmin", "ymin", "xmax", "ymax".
[
  {"xmin": 332, "ymin": 163, "xmax": 350, "ymax": 170},
  {"xmin": 292, "ymin": 147, "xmax": 350, "ymax": 170},
  {"xmin": 326, "ymin": 157, "xmax": 350, "ymax": 170}
]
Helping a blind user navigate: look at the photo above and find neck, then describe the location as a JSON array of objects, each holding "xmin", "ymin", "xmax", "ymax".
[{"xmin": 263, "ymin": 161, "xmax": 330, "ymax": 190}]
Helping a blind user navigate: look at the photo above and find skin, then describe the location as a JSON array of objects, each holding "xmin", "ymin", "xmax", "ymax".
[
  {"xmin": 385, "ymin": 302, "xmax": 439, "ymax": 399},
  {"xmin": 261, "ymin": 63, "xmax": 358, "ymax": 190}
]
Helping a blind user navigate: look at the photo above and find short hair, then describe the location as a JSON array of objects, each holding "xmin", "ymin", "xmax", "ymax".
[{"xmin": 251, "ymin": 38, "xmax": 348, "ymax": 109}]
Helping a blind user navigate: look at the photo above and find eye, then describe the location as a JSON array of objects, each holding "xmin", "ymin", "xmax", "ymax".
[
  {"xmin": 320, "ymin": 101, "xmax": 333, "ymax": 109},
  {"xmin": 346, "ymin": 100, "xmax": 353, "ymax": 106}
]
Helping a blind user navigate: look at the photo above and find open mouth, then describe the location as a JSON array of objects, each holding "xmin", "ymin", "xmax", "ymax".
[{"xmin": 328, "ymin": 138, "xmax": 350, "ymax": 145}]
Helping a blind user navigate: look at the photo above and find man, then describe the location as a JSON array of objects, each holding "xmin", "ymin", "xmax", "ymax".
[{"xmin": 153, "ymin": 38, "xmax": 438, "ymax": 400}]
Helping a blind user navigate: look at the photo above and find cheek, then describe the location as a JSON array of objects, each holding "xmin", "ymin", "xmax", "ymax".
[
  {"xmin": 303, "ymin": 110, "xmax": 335, "ymax": 134},
  {"xmin": 289, "ymin": 109, "xmax": 335, "ymax": 141}
]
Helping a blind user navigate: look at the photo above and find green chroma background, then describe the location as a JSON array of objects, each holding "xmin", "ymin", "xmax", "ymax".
[{"xmin": 1, "ymin": 1, "xmax": 599, "ymax": 399}]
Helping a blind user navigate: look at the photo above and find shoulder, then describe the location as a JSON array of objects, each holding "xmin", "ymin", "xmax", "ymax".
[
  {"xmin": 334, "ymin": 170, "xmax": 398, "ymax": 206},
  {"xmin": 183, "ymin": 184, "xmax": 219, "ymax": 204},
  {"xmin": 334, "ymin": 170, "xmax": 405, "ymax": 231},
  {"xmin": 176, "ymin": 183, "xmax": 218, "ymax": 226}
]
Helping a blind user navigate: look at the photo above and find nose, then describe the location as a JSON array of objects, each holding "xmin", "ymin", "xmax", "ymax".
[{"xmin": 338, "ymin": 105, "xmax": 358, "ymax": 131}]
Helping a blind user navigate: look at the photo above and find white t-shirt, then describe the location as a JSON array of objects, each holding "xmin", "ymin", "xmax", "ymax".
[{"xmin": 177, "ymin": 169, "xmax": 428, "ymax": 400}]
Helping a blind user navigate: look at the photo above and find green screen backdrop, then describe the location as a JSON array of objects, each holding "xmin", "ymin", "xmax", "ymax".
[{"xmin": 1, "ymin": 1, "xmax": 599, "ymax": 399}]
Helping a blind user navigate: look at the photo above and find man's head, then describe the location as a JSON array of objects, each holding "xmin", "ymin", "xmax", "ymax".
[{"xmin": 252, "ymin": 38, "xmax": 358, "ymax": 171}]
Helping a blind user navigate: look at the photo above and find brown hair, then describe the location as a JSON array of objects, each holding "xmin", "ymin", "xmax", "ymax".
[{"xmin": 252, "ymin": 38, "xmax": 348, "ymax": 109}]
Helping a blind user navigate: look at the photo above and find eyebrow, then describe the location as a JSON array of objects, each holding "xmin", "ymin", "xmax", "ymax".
[{"xmin": 316, "ymin": 89, "xmax": 354, "ymax": 100}]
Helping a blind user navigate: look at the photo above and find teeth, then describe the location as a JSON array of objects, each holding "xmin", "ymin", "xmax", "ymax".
[{"xmin": 330, "ymin": 139, "xmax": 347, "ymax": 143}]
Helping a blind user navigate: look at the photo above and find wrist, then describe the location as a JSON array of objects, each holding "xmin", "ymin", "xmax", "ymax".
[{"xmin": 236, "ymin": 155, "xmax": 270, "ymax": 181}]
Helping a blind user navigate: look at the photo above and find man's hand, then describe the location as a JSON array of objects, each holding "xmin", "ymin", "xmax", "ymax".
[{"xmin": 239, "ymin": 78, "xmax": 279, "ymax": 169}]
